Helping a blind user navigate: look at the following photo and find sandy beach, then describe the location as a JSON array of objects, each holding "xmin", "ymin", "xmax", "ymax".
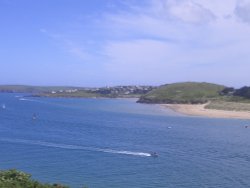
[{"xmin": 162, "ymin": 103, "xmax": 250, "ymax": 120}]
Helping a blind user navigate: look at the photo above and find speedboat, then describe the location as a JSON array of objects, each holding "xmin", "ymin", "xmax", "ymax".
[
  {"xmin": 2, "ymin": 104, "xmax": 6, "ymax": 109},
  {"xmin": 150, "ymin": 152, "xmax": 158, "ymax": 158}
]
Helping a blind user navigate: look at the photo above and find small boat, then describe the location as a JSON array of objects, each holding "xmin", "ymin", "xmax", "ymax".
[
  {"xmin": 2, "ymin": 104, "xmax": 6, "ymax": 109},
  {"xmin": 32, "ymin": 113, "xmax": 37, "ymax": 120},
  {"xmin": 150, "ymin": 152, "xmax": 158, "ymax": 158}
]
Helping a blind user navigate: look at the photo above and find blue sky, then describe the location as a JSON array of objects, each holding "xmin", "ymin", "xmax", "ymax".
[{"xmin": 0, "ymin": 0, "xmax": 250, "ymax": 87}]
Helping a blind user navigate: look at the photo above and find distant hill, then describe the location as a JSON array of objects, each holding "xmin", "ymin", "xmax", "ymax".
[
  {"xmin": 0, "ymin": 85, "xmax": 155, "ymax": 98},
  {"xmin": 137, "ymin": 82, "xmax": 225, "ymax": 104},
  {"xmin": 0, "ymin": 85, "xmax": 82, "ymax": 93}
]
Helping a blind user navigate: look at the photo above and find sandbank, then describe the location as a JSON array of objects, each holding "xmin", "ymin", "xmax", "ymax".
[{"xmin": 161, "ymin": 103, "xmax": 250, "ymax": 120}]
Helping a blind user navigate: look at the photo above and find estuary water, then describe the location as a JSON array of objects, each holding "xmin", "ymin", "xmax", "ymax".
[{"xmin": 0, "ymin": 93, "xmax": 250, "ymax": 188}]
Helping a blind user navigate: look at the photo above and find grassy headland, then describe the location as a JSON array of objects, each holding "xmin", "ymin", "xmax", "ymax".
[
  {"xmin": 137, "ymin": 82, "xmax": 250, "ymax": 116},
  {"xmin": 137, "ymin": 82, "xmax": 225, "ymax": 104}
]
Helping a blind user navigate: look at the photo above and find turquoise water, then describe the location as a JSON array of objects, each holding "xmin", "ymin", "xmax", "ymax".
[{"xmin": 0, "ymin": 93, "xmax": 250, "ymax": 188}]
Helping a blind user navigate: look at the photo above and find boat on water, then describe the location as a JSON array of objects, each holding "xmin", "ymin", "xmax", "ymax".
[
  {"xmin": 150, "ymin": 152, "xmax": 158, "ymax": 158},
  {"xmin": 2, "ymin": 104, "xmax": 6, "ymax": 109},
  {"xmin": 32, "ymin": 113, "xmax": 37, "ymax": 120}
]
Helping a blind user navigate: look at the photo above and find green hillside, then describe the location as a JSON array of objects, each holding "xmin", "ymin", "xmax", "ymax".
[{"xmin": 137, "ymin": 82, "xmax": 225, "ymax": 104}]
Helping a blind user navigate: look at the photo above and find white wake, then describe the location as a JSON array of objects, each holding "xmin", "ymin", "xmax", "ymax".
[
  {"xmin": 19, "ymin": 98, "xmax": 37, "ymax": 102},
  {"xmin": 0, "ymin": 138, "xmax": 151, "ymax": 157}
]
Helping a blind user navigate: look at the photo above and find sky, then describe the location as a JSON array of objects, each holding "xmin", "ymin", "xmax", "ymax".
[{"xmin": 0, "ymin": 0, "xmax": 250, "ymax": 87}]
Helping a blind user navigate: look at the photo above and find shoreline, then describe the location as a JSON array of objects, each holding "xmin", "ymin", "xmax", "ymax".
[
  {"xmin": 161, "ymin": 103, "xmax": 250, "ymax": 120},
  {"xmin": 11, "ymin": 93, "xmax": 250, "ymax": 120}
]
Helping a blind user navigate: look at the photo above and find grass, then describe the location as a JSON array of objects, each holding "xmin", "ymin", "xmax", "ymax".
[
  {"xmin": 138, "ymin": 82, "xmax": 225, "ymax": 104},
  {"xmin": 205, "ymin": 100, "xmax": 250, "ymax": 111}
]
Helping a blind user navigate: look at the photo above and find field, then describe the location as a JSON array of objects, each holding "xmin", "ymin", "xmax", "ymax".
[{"xmin": 205, "ymin": 100, "xmax": 250, "ymax": 111}]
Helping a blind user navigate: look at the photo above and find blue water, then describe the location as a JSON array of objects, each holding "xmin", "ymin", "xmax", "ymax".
[{"xmin": 1, "ymin": 93, "xmax": 250, "ymax": 188}]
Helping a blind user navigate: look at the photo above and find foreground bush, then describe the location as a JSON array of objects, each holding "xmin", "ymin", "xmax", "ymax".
[{"xmin": 0, "ymin": 169, "xmax": 69, "ymax": 188}]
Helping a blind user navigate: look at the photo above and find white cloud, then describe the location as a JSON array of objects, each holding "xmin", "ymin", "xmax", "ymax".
[
  {"xmin": 164, "ymin": 0, "xmax": 216, "ymax": 24},
  {"xmin": 235, "ymin": 0, "xmax": 250, "ymax": 23},
  {"xmin": 99, "ymin": 0, "xmax": 250, "ymax": 86},
  {"xmin": 39, "ymin": 0, "xmax": 250, "ymax": 86}
]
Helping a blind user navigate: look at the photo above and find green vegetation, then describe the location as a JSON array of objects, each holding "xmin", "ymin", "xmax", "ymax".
[
  {"xmin": 0, "ymin": 85, "xmax": 82, "ymax": 94},
  {"xmin": 0, "ymin": 85, "xmax": 155, "ymax": 98},
  {"xmin": 233, "ymin": 86, "xmax": 250, "ymax": 99},
  {"xmin": 138, "ymin": 82, "xmax": 225, "ymax": 104},
  {"xmin": 35, "ymin": 90, "xmax": 101, "ymax": 98},
  {"xmin": 1, "ymin": 83, "xmax": 250, "ymax": 112},
  {"xmin": 137, "ymin": 82, "xmax": 250, "ymax": 111},
  {"xmin": 220, "ymin": 86, "xmax": 250, "ymax": 99},
  {"xmin": 205, "ymin": 100, "xmax": 250, "ymax": 111},
  {"xmin": 0, "ymin": 169, "xmax": 69, "ymax": 188}
]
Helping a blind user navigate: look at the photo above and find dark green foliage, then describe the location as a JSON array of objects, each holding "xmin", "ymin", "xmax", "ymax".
[
  {"xmin": 234, "ymin": 86, "xmax": 250, "ymax": 99},
  {"xmin": 0, "ymin": 169, "xmax": 69, "ymax": 188},
  {"xmin": 138, "ymin": 82, "xmax": 225, "ymax": 104},
  {"xmin": 219, "ymin": 86, "xmax": 250, "ymax": 100},
  {"xmin": 220, "ymin": 87, "xmax": 235, "ymax": 96}
]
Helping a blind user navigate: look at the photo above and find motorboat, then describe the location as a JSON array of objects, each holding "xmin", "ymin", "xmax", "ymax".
[{"xmin": 150, "ymin": 152, "xmax": 158, "ymax": 158}]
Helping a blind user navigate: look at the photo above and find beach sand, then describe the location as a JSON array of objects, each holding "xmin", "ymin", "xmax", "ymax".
[{"xmin": 161, "ymin": 103, "xmax": 250, "ymax": 120}]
